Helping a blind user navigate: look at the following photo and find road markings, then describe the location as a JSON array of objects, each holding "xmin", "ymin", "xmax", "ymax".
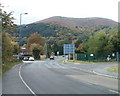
[
  {"xmin": 19, "ymin": 64, "xmax": 37, "ymax": 96},
  {"xmin": 44, "ymin": 63, "xmax": 66, "ymax": 69},
  {"xmin": 45, "ymin": 63, "xmax": 52, "ymax": 68},
  {"xmin": 55, "ymin": 63, "xmax": 66, "ymax": 68},
  {"xmin": 93, "ymin": 70, "xmax": 118, "ymax": 79},
  {"xmin": 109, "ymin": 89, "xmax": 120, "ymax": 94}
]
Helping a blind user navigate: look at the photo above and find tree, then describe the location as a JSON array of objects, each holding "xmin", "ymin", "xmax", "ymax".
[
  {"xmin": 26, "ymin": 33, "xmax": 45, "ymax": 59},
  {"xmin": 51, "ymin": 43, "xmax": 59, "ymax": 55},
  {"xmin": 30, "ymin": 44, "xmax": 43, "ymax": 59},
  {"xmin": 44, "ymin": 43, "xmax": 52, "ymax": 58},
  {"xmin": 2, "ymin": 11, "xmax": 18, "ymax": 63},
  {"xmin": 75, "ymin": 37, "xmax": 83, "ymax": 48},
  {"xmin": 81, "ymin": 31, "xmax": 108, "ymax": 56},
  {"xmin": 2, "ymin": 32, "xmax": 13, "ymax": 62},
  {"xmin": 11, "ymin": 41, "xmax": 19, "ymax": 54},
  {"xmin": 2, "ymin": 11, "xmax": 16, "ymax": 31}
]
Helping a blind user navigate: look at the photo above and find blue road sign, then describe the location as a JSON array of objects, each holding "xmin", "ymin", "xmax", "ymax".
[{"xmin": 63, "ymin": 44, "xmax": 75, "ymax": 54}]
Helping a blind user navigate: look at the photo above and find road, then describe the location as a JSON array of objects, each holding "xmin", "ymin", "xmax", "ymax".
[{"xmin": 2, "ymin": 57, "xmax": 119, "ymax": 95}]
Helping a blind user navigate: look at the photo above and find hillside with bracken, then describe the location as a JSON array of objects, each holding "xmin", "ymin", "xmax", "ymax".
[{"xmin": 35, "ymin": 16, "xmax": 117, "ymax": 28}]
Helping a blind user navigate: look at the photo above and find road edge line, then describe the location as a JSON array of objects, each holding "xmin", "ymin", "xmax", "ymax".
[
  {"xmin": 93, "ymin": 70, "xmax": 118, "ymax": 79},
  {"xmin": 109, "ymin": 89, "xmax": 120, "ymax": 94},
  {"xmin": 19, "ymin": 63, "xmax": 37, "ymax": 96}
]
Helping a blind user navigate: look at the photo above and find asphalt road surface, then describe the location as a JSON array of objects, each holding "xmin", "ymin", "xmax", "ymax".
[{"xmin": 2, "ymin": 57, "xmax": 119, "ymax": 95}]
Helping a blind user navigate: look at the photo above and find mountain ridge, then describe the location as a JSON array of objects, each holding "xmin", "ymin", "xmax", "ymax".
[{"xmin": 34, "ymin": 16, "xmax": 117, "ymax": 28}]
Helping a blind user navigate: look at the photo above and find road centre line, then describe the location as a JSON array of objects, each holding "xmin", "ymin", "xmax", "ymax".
[{"xmin": 19, "ymin": 63, "xmax": 37, "ymax": 96}]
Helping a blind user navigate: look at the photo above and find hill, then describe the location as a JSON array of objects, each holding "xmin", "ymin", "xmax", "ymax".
[
  {"xmin": 7, "ymin": 16, "xmax": 117, "ymax": 46},
  {"xmin": 18, "ymin": 22, "xmax": 117, "ymax": 46},
  {"xmin": 35, "ymin": 16, "xmax": 117, "ymax": 28}
]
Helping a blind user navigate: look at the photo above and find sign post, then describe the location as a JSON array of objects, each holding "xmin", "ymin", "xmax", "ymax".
[{"xmin": 63, "ymin": 44, "xmax": 75, "ymax": 60}]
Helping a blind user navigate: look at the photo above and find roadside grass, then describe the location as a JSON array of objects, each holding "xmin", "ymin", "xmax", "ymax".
[
  {"xmin": 60, "ymin": 60, "xmax": 95, "ymax": 64},
  {"xmin": 0, "ymin": 65, "xmax": 2, "ymax": 76},
  {"xmin": 59, "ymin": 60, "xmax": 68, "ymax": 64},
  {"xmin": 2, "ymin": 61, "xmax": 23, "ymax": 74},
  {"xmin": 60, "ymin": 59, "xmax": 118, "ymax": 65},
  {"xmin": 68, "ymin": 60, "xmax": 117, "ymax": 64},
  {"xmin": 107, "ymin": 65, "xmax": 120, "ymax": 73},
  {"xmin": 68, "ymin": 60, "xmax": 95, "ymax": 64}
]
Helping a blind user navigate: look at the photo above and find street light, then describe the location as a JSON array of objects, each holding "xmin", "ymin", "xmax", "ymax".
[
  {"xmin": 19, "ymin": 13, "xmax": 28, "ymax": 46},
  {"xmin": 19, "ymin": 13, "xmax": 28, "ymax": 60},
  {"xmin": 20, "ymin": 13, "xmax": 28, "ymax": 25}
]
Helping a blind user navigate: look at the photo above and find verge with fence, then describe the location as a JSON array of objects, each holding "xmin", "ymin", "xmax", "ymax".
[{"xmin": 77, "ymin": 52, "xmax": 120, "ymax": 62}]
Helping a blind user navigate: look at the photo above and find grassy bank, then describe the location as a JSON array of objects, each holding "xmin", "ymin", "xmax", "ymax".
[
  {"xmin": 2, "ymin": 61, "xmax": 23, "ymax": 74},
  {"xmin": 107, "ymin": 65, "xmax": 120, "ymax": 73}
]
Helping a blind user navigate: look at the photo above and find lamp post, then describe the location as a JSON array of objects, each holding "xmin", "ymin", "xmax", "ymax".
[
  {"xmin": 19, "ymin": 13, "xmax": 28, "ymax": 60},
  {"xmin": 19, "ymin": 13, "xmax": 28, "ymax": 46}
]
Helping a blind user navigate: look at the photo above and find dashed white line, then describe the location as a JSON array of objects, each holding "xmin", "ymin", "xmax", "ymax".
[{"xmin": 19, "ymin": 64, "xmax": 37, "ymax": 96}]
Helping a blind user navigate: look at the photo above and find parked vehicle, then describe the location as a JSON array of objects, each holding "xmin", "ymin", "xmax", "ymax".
[
  {"xmin": 29, "ymin": 57, "xmax": 35, "ymax": 61},
  {"xmin": 23, "ymin": 57, "xmax": 29, "ymax": 61}
]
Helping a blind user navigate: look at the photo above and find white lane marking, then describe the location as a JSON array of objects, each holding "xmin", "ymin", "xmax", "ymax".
[
  {"xmin": 93, "ymin": 70, "xmax": 118, "ymax": 79},
  {"xmin": 109, "ymin": 89, "xmax": 120, "ymax": 94},
  {"xmin": 55, "ymin": 63, "xmax": 66, "ymax": 68},
  {"xmin": 19, "ymin": 64, "xmax": 37, "ymax": 96},
  {"xmin": 45, "ymin": 63, "xmax": 66, "ymax": 69},
  {"xmin": 45, "ymin": 64, "xmax": 52, "ymax": 68}
]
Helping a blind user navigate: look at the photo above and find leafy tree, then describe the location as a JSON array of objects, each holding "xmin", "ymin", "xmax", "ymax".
[
  {"xmin": 51, "ymin": 43, "xmax": 59, "ymax": 55},
  {"xmin": 26, "ymin": 33, "xmax": 45, "ymax": 59},
  {"xmin": 2, "ymin": 11, "xmax": 18, "ymax": 63},
  {"xmin": 2, "ymin": 11, "xmax": 16, "ymax": 31},
  {"xmin": 2, "ymin": 33, "xmax": 13, "ymax": 62},
  {"xmin": 81, "ymin": 31, "xmax": 108, "ymax": 55},
  {"xmin": 75, "ymin": 37, "xmax": 83, "ymax": 48},
  {"xmin": 11, "ymin": 41, "xmax": 19, "ymax": 54},
  {"xmin": 44, "ymin": 43, "xmax": 52, "ymax": 58},
  {"xmin": 30, "ymin": 44, "xmax": 43, "ymax": 59}
]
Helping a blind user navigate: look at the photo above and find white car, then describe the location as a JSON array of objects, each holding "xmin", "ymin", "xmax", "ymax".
[{"xmin": 29, "ymin": 57, "xmax": 35, "ymax": 61}]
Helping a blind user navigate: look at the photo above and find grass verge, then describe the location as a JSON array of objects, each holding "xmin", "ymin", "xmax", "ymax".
[
  {"xmin": 107, "ymin": 65, "xmax": 120, "ymax": 73},
  {"xmin": 68, "ymin": 60, "xmax": 95, "ymax": 64},
  {"xmin": 0, "ymin": 69, "xmax": 1, "ymax": 76},
  {"xmin": 2, "ymin": 61, "xmax": 23, "ymax": 74},
  {"xmin": 60, "ymin": 59, "xmax": 117, "ymax": 65},
  {"xmin": 59, "ymin": 60, "xmax": 67, "ymax": 64}
]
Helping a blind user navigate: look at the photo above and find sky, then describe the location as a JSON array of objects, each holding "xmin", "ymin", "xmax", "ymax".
[{"xmin": 1, "ymin": 0, "xmax": 119, "ymax": 25}]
